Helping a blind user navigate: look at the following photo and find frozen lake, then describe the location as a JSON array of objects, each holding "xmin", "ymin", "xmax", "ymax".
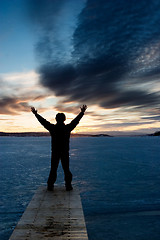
[{"xmin": 1, "ymin": 136, "xmax": 160, "ymax": 240}]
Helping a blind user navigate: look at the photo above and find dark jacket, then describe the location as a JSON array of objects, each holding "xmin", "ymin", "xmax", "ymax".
[{"xmin": 35, "ymin": 112, "xmax": 84, "ymax": 152}]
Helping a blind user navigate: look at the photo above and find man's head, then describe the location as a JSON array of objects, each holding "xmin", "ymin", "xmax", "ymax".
[{"xmin": 55, "ymin": 113, "xmax": 66, "ymax": 123}]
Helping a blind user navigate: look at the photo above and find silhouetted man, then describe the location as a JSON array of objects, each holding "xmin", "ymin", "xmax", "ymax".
[{"xmin": 31, "ymin": 105, "xmax": 87, "ymax": 191}]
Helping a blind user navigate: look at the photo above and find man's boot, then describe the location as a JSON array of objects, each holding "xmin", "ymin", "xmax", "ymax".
[
  {"xmin": 65, "ymin": 183, "xmax": 73, "ymax": 191},
  {"xmin": 47, "ymin": 184, "xmax": 54, "ymax": 191}
]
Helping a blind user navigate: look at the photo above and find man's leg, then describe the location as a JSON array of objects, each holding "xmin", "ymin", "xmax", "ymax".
[
  {"xmin": 61, "ymin": 152, "xmax": 73, "ymax": 191},
  {"xmin": 47, "ymin": 153, "xmax": 59, "ymax": 190}
]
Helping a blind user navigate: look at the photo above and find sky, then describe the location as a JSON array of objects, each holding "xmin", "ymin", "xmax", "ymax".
[{"xmin": 0, "ymin": 0, "xmax": 160, "ymax": 135}]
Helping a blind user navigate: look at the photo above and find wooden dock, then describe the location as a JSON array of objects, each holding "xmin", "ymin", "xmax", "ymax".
[{"xmin": 9, "ymin": 186, "xmax": 88, "ymax": 240}]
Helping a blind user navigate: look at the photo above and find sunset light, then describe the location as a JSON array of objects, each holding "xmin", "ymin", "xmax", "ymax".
[
  {"xmin": 1, "ymin": 0, "xmax": 160, "ymax": 135},
  {"xmin": 1, "ymin": 2, "xmax": 160, "ymax": 240}
]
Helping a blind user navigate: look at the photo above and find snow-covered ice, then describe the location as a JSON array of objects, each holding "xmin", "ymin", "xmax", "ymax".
[{"xmin": 1, "ymin": 136, "xmax": 160, "ymax": 240}]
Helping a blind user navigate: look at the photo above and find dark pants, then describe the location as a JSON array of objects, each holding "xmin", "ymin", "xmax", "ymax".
[{"xmin": 47, "ymin": 150, "xmax": 72, "ymax": 186}]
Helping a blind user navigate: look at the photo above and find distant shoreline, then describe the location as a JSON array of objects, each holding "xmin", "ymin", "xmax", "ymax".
[
  {"xmin": 0, "ymin": 131, "xmax": 159, "ymax": 137},
  {"xmin": 0, "ymin": 132, "xmax": 112, "ymax": 137}
]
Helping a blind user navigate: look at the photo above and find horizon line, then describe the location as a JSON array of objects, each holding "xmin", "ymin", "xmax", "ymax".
[{"xmin": 0, "ymin": 131, "xmax": 159, "ymax": 137}]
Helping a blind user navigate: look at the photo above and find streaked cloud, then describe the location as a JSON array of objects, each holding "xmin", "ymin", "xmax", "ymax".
[
  {"xmin": 29, "ymin": 0, "xmax": 160, "ymax": 114},
  {"xmin": 1, "ymin": 0, "xmax": 160, "ymax": 133},
  {"xmin": 0, "ymin": 96, "xmax": 29, "ymax": 115},
  {"xmin": 0, "ymin": 71, "xmax": 50, "ymax": 115}
]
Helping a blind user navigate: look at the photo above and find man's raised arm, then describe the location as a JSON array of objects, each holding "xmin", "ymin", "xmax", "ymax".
[
  {"xmin": 69, "ymin": 105, "xmax": 87, "ymax": 131},
  {"xmin": 31, "ymin": 107, "xmax": 52, "ymax": 131}
]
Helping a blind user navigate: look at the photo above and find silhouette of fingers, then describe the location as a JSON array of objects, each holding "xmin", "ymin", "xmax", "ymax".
[
  {"xmin": 80, "ymin": 105, "xmax": 87, "ymax": 112},
  {"xmin": 31, "ymin": 107, "xmax": 37, "ymax": 114}
]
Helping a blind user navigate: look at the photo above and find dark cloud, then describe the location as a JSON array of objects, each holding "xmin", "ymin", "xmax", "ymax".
[
  {"xmin": 39, "ymin": 64, "xmax": 77, "ymax": 95},
  {"xmin": 0, "ymin": 97, "xmax": 29, "ymax": 115},
  {"xmin": 33, "ymin": 95, "xmax": 49, "ymax": 101},
  {"xmin": 142, "ymin": 116, "xmax": 160, "ymax": 121},
  {"xmin": 100, "ymin": 90, "xmax": 159, "ymax": 109},
  {"xmin": 91, "ymin": 121, "xmax": 155, "ymax": 129},
  {"xmin": 54, "ymin": 104, "xmax": 78, "ymax": 114},
  {"xmin": 31, "ymin": 0, "xmax": 160, "ymax": 111},
  {"xmin": 0, "ymin": 75, "xmax": 48, "ymax": 115}
]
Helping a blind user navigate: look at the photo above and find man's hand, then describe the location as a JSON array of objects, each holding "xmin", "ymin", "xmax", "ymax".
[
  {"xmin": 31, "ymin": 107, "xmax": 37, "ymax": 115},
  {"xmin": 80, "ymin": 105, "xmax": 87, "ymax": 113}
]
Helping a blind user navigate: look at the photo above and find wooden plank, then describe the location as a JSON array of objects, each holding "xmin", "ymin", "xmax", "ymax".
[{"xmin": 9, "ymin": 186, "xmax": 88, "ymax": 240}]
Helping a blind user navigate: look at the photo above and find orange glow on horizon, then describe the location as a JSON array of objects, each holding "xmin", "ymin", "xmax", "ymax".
[
  {"xmin": 0, "ymin": 70, "xmax": 159, "ymax": 135},
  {"xmin": 1, "ymin": 112, "xmax": 160, "ymax": 134}
]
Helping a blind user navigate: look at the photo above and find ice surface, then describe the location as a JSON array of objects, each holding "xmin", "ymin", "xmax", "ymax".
[{"xmin": 1, "ymin": 136, "xmax": 160, "ymax": 240}]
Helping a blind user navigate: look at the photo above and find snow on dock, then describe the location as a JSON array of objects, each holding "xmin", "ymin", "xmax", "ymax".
[{"xmin": 9, "ymin": 186, "xmax": 88, "ymax": 240}]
